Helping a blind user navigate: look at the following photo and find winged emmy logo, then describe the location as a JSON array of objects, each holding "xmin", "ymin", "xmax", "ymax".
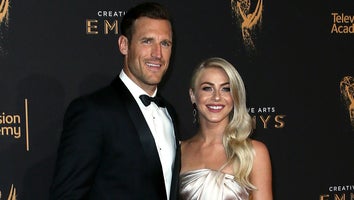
[
  {"xmin": 340, "ymin": 76, "xmax": 354, "ymax": 129},
  {"xmin": 0, "ymin": 0, "xmax": 9, "ymax": 24},
  {"xmin": 231, "ymin": 0, "xmax": 263, "ymax": 51},
  {"xmin": 0, "ymin": 184, "xmax": 17, "ymax": 200},
  {"xmin": 0, "ymin": 0, "xmax": 9, "ymax": 55}
]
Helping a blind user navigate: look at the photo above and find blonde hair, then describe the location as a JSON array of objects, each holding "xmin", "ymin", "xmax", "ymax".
[{"xmin": 190, "ymin": 57, "xmax": 256, "ymax": 190}]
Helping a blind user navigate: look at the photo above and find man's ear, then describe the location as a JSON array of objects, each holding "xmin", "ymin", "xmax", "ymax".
[{"xmin": 118, "ymin": 35, "xmax": 128, "ymax": 55}]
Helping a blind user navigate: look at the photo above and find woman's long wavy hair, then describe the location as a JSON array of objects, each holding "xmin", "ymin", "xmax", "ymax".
[{"xmin": 190, "ymin": 57, "xmax": 256, "ymax": 190}]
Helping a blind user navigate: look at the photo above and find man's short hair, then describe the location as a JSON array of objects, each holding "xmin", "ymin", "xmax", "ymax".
[{"xmin": 120, "ymin": 2, "xmax": 172, "ymax": 41}]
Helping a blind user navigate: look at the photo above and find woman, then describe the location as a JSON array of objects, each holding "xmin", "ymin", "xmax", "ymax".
[{"xmin": 180, "ymin": 57, "xmax": 272, "ymax": 200}]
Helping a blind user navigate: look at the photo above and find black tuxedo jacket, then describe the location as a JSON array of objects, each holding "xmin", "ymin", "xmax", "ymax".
[{"xmin": 50, "ymin": 77, "xmax": 181, "ymax": 200}]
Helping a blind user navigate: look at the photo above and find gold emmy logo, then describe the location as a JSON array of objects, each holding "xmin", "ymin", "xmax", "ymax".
[
  {"xmin": 0, "ymin": 0, "xmax": 9, "ymax": 25},
  {"xmin": 340, "ymin": 76, "xmax": 354, "ymax": 129},
  {"xmin": 0, "ymin": 0, "xmax": 10, "ymax": 56},
  {"xmin": 231, "ymin": 0, "xmax": 263, "ymax": 51},
  {"xmin": 0, "ymin": 184, "xmax": 17, "ymax": 200}
]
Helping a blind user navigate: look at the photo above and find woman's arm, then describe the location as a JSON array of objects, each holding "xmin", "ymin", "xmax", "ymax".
[{"xmin": 250, "ymin": 140, "xmax": 273, "ymax": 200}]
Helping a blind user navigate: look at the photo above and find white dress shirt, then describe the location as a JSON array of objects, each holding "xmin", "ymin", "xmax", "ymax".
[{"xmin": 119, "ymin": 70, "xmax": 176, "ymax": 199}]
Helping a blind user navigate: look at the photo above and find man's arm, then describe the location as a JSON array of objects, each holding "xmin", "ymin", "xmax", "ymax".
[{"xmin": 49, "ymin": 97, "xmax": 103, "ymax": 199}]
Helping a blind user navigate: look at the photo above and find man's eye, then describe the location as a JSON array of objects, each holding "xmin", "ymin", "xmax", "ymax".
[
  {"xmin": 161, "ymin": 41, "xmax": 171, "ymax": 47},
  {"xmin": 142, "ymin": 39, "xmax": 152, "ymax": 44}
]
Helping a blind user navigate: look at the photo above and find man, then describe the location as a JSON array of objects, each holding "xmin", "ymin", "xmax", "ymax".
[{"xmin": 50, "ymin": 2, "xmax": 180, "ymax": 199}]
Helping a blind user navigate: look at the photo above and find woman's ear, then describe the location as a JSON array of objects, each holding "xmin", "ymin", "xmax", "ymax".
[
  {"xmin": 189, "ymin": 88, "xmax": 195, "ymax": 104},
  {"xmin": 118, "ymin": 35, "xmax": 128, "ymax": 55}
]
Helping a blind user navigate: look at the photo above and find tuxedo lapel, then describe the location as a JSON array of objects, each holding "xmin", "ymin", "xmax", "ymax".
[
  {"xmin": 111, "ymin": 78, "xmax": 167, "ymax": 195},
  {"xmin": 126, "ymin": 100, "xmax": 162, "ymax": 170},
  {"xmin": 112, "ymin": 78, "xmax": 163, "ymax": 167}
]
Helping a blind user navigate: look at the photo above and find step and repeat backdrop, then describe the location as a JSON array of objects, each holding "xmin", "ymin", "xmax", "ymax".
[{"xmin": 0, "ymin": 0, "xmax": 353, "ymax": 199}]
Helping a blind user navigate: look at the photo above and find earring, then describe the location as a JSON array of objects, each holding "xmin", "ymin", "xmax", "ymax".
[{"xmin": 193, "ymin": 103, "xmax": 198, "ymax": 124}]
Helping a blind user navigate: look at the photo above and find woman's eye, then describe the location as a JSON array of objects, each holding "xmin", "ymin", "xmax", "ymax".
[
  {"xmin": 202, "ymin": 87, "xmax": 212, "ymax": 91},
  {"xmin": 222, "ymin": 87, "xmax": 231, "ymax": 92}
]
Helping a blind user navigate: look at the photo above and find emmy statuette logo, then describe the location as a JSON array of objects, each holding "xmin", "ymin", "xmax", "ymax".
[
  {"xmin": 231, "ymin": 0, "xmax": 263, "ymax": 51},
  {"xmin": 0, "ymin": 0, "xmax": 9, "ymax": 24},
  {"xmin": 340, "ymin": 76, "xmax": 354, "ymax": 130},
  {"xmin": 0, "ymin": 0, "xmax": 9, "ymax": 56},
  {"xmin": 0, "ymin": 184, "xmax": 17, "ymax": 200}
]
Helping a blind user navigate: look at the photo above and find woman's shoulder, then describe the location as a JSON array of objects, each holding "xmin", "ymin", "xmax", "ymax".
[
  {"xmin": 250, "ymin": 139, "xmax": 270, "ymax": 159},
  {"xmin": 181, "ymin": 135, "xmax": 199, "ymax": 146}
]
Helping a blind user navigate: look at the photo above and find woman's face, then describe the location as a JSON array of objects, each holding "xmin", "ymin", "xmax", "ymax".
[{"xmin": 190, "ymin": 67, "xmax": 234, "ymax": 125}]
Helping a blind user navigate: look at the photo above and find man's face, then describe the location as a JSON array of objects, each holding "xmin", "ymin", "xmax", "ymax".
[{"xmin": 119, "ymin": 17, "xmax": 173, "ymax": 94}]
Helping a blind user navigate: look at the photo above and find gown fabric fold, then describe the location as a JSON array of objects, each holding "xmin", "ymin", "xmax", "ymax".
[{"xmin": 180, "ymin": 169, "xmax": 249, "ymax": 200}]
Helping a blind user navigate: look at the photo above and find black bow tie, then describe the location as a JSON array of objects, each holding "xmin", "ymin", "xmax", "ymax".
[{"xmin": 139, "ymin": 95, "xmax": 165, "ymax": 107}]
